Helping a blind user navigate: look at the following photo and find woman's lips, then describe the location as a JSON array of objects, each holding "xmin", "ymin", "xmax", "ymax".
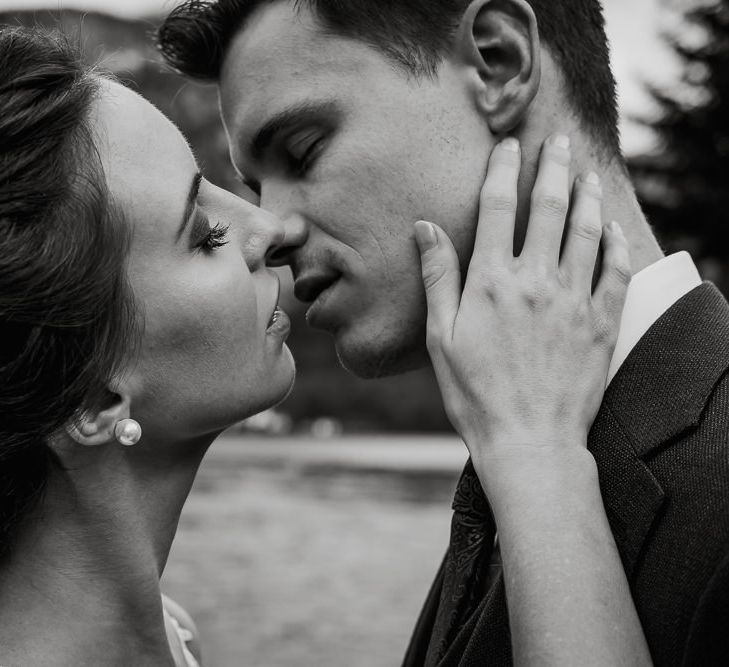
[
  {"xmin": 266, "ymin": 305, "xmax": 291, "ymax": 337},
  {"xmin": 266, "ymin": 274, "xmax": 290, "ymax": 338}
]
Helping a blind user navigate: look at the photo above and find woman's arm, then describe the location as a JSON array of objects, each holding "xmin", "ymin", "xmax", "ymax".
[
  {"xmin": 414, "ymin": 135, "xmax": 652, "ymax": 666},
  {"xmin": 485, "ymin": 450, "xmax": 647, "ymax": 667}
]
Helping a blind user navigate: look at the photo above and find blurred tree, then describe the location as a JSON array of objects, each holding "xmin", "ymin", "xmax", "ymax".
[{"xmin": 629, "ymin": 0, "xmax": 729, "ymax": 290}]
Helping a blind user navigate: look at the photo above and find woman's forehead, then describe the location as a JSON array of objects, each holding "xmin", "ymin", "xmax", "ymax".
[
  {"xmin": 92, "ymin": 80, "xmax": 193, "ymax": 182},
  {"xmin": 90, "ymin": 80, "xmax": 196, "ymax": 224}
]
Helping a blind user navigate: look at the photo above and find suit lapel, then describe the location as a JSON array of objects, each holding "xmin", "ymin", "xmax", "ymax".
[
  {"xmin": 402, "ymin": 558, "xmax": 447, "ymax": 667},
  {"xmin": 587, "ymin": 403, "xmax": 665, "ymax": 578},
  {"xmin": 591, "ymin": 283, "xmax": 729, "ymax": 578},
  {"xmin": 604, "ymin": 283, "xmax": 729, "ymax": 455}
]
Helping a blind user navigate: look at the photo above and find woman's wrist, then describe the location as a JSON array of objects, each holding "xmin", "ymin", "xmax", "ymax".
[{"xmin": 470, "ymin": 442, "xmax": 600, "ymax": 516}]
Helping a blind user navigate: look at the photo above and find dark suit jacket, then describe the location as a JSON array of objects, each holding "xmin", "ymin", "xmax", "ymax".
[{"xmin": 404, "ymin": 283, "xmax": 729, "ymax": 667}]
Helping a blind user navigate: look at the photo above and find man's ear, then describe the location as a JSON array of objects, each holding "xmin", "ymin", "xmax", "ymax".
[
  {"xmin": 454, "ymin": 0, "xmax": 540, "ymax": 134},
  {"xmin": 67, "ymin": 388, "xmax": 132, "ymax": 447}
]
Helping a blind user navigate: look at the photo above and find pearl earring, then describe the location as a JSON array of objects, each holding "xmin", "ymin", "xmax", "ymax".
[{"xmin": 114, "ymin": 419, "xmax": 142, "ymax": 447}]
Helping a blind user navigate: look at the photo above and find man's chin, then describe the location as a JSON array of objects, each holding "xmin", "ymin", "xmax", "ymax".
[{"xmin": 333, "ymin": 332, "xmax": 430, "ymax": 379}]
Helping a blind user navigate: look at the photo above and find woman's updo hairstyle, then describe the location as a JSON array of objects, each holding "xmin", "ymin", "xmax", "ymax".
[{"xmin": 0, "ymin": 27, "xmax": 136, "ymax": 557}]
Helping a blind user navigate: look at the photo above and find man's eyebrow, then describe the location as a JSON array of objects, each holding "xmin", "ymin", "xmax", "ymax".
[
  {"xmin": 176, "ymin": 171, "xmax": 203, "ymax": 242},
  {"xmin": 248, "ymin": 100, "xmax": 338, "ymax": 163}
]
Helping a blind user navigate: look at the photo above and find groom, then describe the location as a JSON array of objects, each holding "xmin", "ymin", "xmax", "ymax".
[{"xmin": 159, "ymin": 1, "xmax": 729, "ymax": 664}]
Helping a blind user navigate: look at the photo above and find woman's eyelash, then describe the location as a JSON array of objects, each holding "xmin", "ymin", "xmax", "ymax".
[{"xmin": 198, "ymin": 221, "xmax": 230, "ymax": 252}]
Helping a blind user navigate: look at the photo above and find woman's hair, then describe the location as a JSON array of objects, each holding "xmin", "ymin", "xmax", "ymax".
[{"xmin": 0, "ymin": 27, "xmax": 136, "ymax": 557}]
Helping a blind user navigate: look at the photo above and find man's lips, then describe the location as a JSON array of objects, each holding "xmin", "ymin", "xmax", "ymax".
[{"xmin": 293, "ymin": 273, "xmax": 340, "ymax": 304}]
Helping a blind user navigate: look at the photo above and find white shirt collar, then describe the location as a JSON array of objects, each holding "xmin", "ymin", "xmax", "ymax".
[{"xmin": 607, "ymin": 251, "xmax": 702, "ymax": 385}]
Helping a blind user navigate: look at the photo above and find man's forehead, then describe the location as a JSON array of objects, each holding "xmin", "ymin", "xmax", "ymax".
[{"xmin": 219, "ymin": 1, "xmax": 376, "ymax": 142}]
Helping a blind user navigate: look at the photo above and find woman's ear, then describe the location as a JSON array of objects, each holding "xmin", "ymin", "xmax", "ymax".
[
  {"xmin": 67, "ymin": 389, "xmax": 132, "ymax": 447},
  {"xmin": 454, "ymin": 0, "xmax": 541, "ymax": 134}
]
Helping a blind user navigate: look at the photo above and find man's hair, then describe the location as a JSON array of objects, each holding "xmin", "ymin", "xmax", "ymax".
[
  {"xmin": 157, "ymin": 0, "xmax": 621, "ymax": 154},
  {"xmin": 0, "ymin": 27, "xmax": 137, "ymax": 557}
]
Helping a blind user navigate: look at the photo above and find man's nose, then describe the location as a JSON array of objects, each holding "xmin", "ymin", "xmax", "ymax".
[
  {"xmin": 240, "ymin": 206, "xmax": 289, "ymax": 272},
  {"xmin": 266, "ymin": 214, "xmax": 308, "ymax": 267}
]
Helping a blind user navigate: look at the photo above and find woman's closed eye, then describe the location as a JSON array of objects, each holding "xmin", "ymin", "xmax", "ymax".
[{"xmin": 190, "ymin": 211, "xmax": 230, "ymax": 253}]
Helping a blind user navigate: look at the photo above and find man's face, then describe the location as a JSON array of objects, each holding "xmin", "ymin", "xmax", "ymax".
[{"xmin": 220, "ymin": 1, "xmax": 493, "ymax": 377}]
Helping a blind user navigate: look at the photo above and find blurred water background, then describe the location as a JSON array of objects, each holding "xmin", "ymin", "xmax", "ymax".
[{"xmin": 162, "ymin": 435, "xmax": 466, "ymax": 666}]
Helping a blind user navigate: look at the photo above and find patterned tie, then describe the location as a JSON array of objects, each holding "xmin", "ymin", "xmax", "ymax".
[{"xmin": 425, "ymin": 459, "xmax": 497, "ymax": 665}]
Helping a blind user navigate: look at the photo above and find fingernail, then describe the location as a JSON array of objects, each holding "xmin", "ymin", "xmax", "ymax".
[
  {"xmin": 414, "ymin": 220, "xmax": 438, "ymax": 251},
  {"xmin": 585, "ymin": 171, "xmax": 600, "ymax": 186},
  {"xmin": 609, "ymin": 221, "xmax": 625, "ymax": 238},
  {"xmin": 552, "ymin": 134, "xmax": 570, "ymax": 150},
  {"xmin": 500, "ymin": 137, "xmax": 520, "ymax": 153}
]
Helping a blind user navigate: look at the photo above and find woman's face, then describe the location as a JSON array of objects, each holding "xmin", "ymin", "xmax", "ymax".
[{"xmin": 92, "ymin": 81, "xmax": 295, "ymax": 444}]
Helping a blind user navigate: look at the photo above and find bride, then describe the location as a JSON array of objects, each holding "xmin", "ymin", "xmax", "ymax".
[
  {"xmin": 0, "ymin": 27, "xmax": 292, "ymax": 667},
  {"xmin": 0, "ymin": 25, "xmax": 646, "ymax": 666}
]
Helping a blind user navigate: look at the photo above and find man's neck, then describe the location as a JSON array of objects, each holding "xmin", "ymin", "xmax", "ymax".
[
  {"xmin": 515, "ymin": 111, "xmax": 665, "ymax": 275},
  {"xmin": 0, "ymin": 436, "xmax": 211, "ymax": 666},
  {"xmin": 600, "ymin": 167, "xmax": 665, "ymax": 275}
]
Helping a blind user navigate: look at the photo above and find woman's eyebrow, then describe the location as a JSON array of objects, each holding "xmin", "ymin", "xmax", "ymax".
[{"xmin": 176, "ymin": 172, "xmax": 203, "ymax": 242}]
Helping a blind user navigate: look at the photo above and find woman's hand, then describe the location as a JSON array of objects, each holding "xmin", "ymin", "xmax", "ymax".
[
  {"xmin": 415, "ymin": 134, "xmax": 630, "ymax": 474},
  {"xmin": 415, "ymin": 136, "xmax": 652, "ymax": 667}
]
